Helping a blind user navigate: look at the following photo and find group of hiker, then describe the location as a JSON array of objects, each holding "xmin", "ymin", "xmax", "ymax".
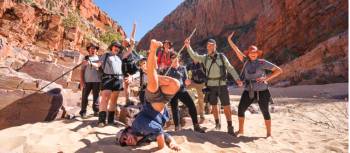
[{"xmin": 79, "ymin": 29, "xmax": 282, "ymax": 151}]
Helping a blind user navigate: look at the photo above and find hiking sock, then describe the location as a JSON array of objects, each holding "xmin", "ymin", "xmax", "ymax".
[
  {"xmin": 215, "ymin": 119, "xmax": 220, "ymax": 125},
  {"xmin": 107, "ymin": 111, "xmax": 115, "ymax": 124},
  {"xmin": 98, "ymin": 111, "xmax": 107, "ymax": 125},
  {"xmin": 215, "ymin": 119, "xmax": 221, "ymax": 130},
  {"xmin": 227, "ymin": 121, "xmax": 233, "ymax": 127}
]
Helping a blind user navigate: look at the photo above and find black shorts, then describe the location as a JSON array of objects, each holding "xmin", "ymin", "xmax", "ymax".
[
  {"xmin": 145, "ymin": 89, "xmax": 174, "ymax": 104},
  {"xmin": 204, "ymin": 86, "xmax": 230, "ymax": 106},
  {"xmin": 101, "ymin": 75, "xmax": 123, "ymax": 91}
]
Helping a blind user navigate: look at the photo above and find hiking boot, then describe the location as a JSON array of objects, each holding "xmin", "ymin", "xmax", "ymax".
[
  {"xmin": 215, "ymin": 123, "xmax": 221, "ymax": 130},
  {"xmin": 107, "ymin": 111, "xmax": 115, "ymax": 125},
  {"xmin": 125, "ymin": 99, "xmax": 136, "ymax": 106},
  {"xmin": 79, "ymin": 112, "xmax": 87, "ymax": 119},
  {"xmin": 194, "ymin": 124, "xmax": 205, "ymax": 133},
  {"xmin": 98, "ymin": 111, "xmax": 107, "ymax": 127},
  {"xmin": 175, "ymin": 126, "xmax": 182, "ymax": 131},
  {"xmin": 227, "ymin": 126, "xmax": 235, "ymax": 136}
]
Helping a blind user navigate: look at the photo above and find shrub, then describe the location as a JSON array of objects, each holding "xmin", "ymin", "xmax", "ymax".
[
  {"xmin": 99, "ymin": 26, "xmax": 122, "ymax": 45},
  {"xmin": 62, "ymin": 12, "xmax": 80, "ymax": 29}
]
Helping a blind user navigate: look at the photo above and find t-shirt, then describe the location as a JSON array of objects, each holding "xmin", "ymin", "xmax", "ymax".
[
  {"xmin": 167, "ymin": 66, "xmax": 187, "ymax": 90},
  {"xmin": 100, "ymin": 51, "xmax": 123, "ymax": 78},
  {"xmin": 242, "ymin": 58, "xmax": 278, "ymax": 91},
  {"xmin": 83, "ymin": 55, "xmax": 101, "ymax": 83},
  {"xmin": 131, "ymin": 103, "xmax": 171, "ymax": 143}
]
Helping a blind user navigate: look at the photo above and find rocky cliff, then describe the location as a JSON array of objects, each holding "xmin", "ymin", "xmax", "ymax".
[
  {"xmin": 138, "ymin": 0, "xmax": 348, "ymax": 85},
  {"xmin": 0, "ymin": 0, "xmax": 125, "ymax": 129}
]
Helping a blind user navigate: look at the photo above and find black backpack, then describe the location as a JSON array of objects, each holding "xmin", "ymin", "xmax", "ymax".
[
  {"xmin": 122, "ymin": 50, "xmax": 140, "ymax": 76},
  {"xmin": 190, "ymin": 63, "xmax": 207, "ymax": 84}
]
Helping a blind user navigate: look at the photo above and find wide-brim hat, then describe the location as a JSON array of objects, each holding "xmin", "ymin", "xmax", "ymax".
[
  {"xmin": 86, "ymin": 43, "xmax": 99, "ymax": 51},
  {"xmin": 162, "ymin": 40, "xmax": 173, "ymax": 47},
  {"xmin": 109, "ymin": 41, "xmax": 124, "ymax": 50},
  {"xmin": 243, "ymin": 45, "xmax": 263, "ymax": 58}
]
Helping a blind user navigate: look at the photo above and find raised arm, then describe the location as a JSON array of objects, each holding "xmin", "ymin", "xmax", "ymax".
[
  {"xmin": 184, "ymin": 38, "xmax": 205, "ymax": 63},
  {"xmin": 122, "ymin": 39, "xmax": 135, "ymax": 59},
  {"xmin": 227, "ymin": 32, "xmax": 245, "ymax": 62}
]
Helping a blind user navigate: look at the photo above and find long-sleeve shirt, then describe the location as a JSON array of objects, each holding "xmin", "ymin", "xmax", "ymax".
[
  {"xmin": 167, "ymin": 66, "xmax": 187, "ymax": 90},
  {"xmin": 187, "ymin": 47, "xmax": 240, "ymax": 87}
]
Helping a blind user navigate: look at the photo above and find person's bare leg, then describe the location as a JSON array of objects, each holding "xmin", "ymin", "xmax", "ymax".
[
  {"xmin": 99, "ymin": 90, "xmax": 111, "ymax": 126},
  {"xmin": 212, "ymin": 105, "xmax": 220, "ymax": 129},
  {"xmin": 223, "ymin": 106, "xmax": 232, "ymax": 122},
  {"xmin": 265, "ymin": 120, "xmax": 271, "ymax": 137},
  {"xmin": 146, "ymin": 39, "xmax": 160, "ymax": 93},
  {"xmin": 158, "ymin": 75, "xmax": 180, "ymax": 95},
  {"xmin": 108, "ymin": 91, "xmax": 119, "ymax": 111},
  {"xmin": 238, "ymin": 117, "xmax": 245, "ymax": 135},
  {"xmin": 99, "ymin": 90, "xmax": 111, "ymax": 111},
  {"xmin": 212, "ymin": 105, "xmax": 219, "ymax": 120},
  {"xmin": 124, "ymin": 80, "xmax": 129, "ymax": 101}
]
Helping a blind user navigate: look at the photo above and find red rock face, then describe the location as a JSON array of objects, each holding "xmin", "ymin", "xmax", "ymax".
[
  {"xmin": 0, "ymin": 0, "xmax": 129, "ymax": 129},
  {"xmin": 0, "ymin": 0, "xmax": 125, "ymax": 53},
  {"xmin": 138, "ymin": 0, "xmax": 348, "ymax": 85}
]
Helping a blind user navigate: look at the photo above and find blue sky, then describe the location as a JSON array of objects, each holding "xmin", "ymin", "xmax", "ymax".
[{"xmin": 94, "ymin": 0, "xmax": 183, "ymax": 41}]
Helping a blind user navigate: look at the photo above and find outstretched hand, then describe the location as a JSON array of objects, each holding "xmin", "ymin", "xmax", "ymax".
[
  {"xmin": 236, "ymin": 80, "xmax": 243, "ymax": 87},
  {"xmin": 228, "ymin": 31, "xmax": 235, "ymax": 40},
  {"xmin": 169, "ymin": 142, "xmax": 182, "ymax": 152},
  {"xmin": 184, "ymin": 38, "xmax": 191, "ymax": 48}
]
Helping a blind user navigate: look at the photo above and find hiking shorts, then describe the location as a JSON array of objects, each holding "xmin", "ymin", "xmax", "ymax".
[{"xmin": 204, "ymin": 85, "xmax": 230, "ymax": 106}]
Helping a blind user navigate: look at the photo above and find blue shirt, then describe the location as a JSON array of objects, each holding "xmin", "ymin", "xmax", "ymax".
[
  {"xmin": 131, "ymin": 103, "xmax": 171, "ymax": 143},
  {"xmin": 167, "ymin": 66, "xmax": 187, "ymax": 90}
]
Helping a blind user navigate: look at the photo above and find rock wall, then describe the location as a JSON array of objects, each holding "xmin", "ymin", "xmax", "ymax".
[
  {"xmin": 0, "ymin": 0, "xmax": 125, "ymax": 58},
  {"xmin": 0, "ymin": 0, "xmax": 125, "ymax": 129},
  {"xmin": 138, "ymin": 0, "xmax": 348, "ymax": 85}
]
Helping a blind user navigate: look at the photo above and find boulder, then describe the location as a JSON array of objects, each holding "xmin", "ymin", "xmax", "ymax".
[{"xmin": 0, "ymin": 88, "xmax": 64, "ymax": 130}]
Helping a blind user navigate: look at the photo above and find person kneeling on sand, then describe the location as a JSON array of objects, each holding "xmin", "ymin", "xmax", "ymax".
[
  {"xmin": 116, "ymin": 39, "xmax": 181, "ymax": 151},
  {"xmin": 227, "ymin": 32, "xmax": 282, "ymax": 137}
]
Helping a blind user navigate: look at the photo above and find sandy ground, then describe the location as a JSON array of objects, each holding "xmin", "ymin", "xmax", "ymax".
[{"xmin": 0, "ymin": 83, "xmax": 348, "ymax": 153}]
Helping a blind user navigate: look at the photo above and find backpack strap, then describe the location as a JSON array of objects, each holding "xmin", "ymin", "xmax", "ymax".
[
  {"xmin": 218, "ymin": 53, "xmax": 226, "ymax": 71},
  {"xmin": 204, "ymin": 55, "xmax": 216, "ymax": 87},
  {"xmin": 203, "ymin": 54, "xmax": 209, "ymax": 74},
  {"xmin": 102, "ymin": 53, "xmax": 111, "ymax": 74}
]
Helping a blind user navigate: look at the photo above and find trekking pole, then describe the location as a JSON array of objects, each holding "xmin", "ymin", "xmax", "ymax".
[
  {"xmin": 37, "ymin": 62, "xmax": 83, "ymax": 92},
  {"xmin": 164, "ymin": 28, "xmax": 197, "ymax": 76}
]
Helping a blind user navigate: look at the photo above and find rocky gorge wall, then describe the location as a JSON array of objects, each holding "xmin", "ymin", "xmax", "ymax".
[
  {"xmin": 0, "ymin": 0, "xmax": 126, "ymax": 129},
  {"xmin": 138, "ymin": 0, "xmax": 348, "ymax": 85}
]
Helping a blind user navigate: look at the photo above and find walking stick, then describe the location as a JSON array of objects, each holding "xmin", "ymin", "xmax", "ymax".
[
  {"xmin": 164, "ymin": 28, "xmax": 197, "ymax": 76},
  {"xmin": 37, "ymin": 62, "xmax": 83, "ymax": 92}
]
